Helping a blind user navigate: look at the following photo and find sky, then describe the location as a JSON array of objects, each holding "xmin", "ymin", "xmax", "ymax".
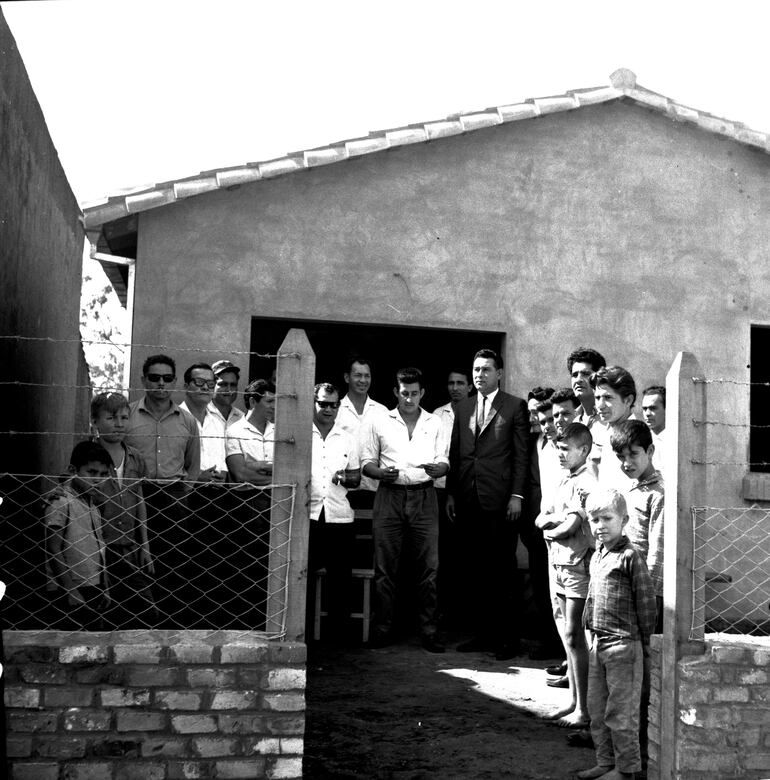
[{"xmin": 4, "ymin": 0, "xmax": 770, "ymax": 205}]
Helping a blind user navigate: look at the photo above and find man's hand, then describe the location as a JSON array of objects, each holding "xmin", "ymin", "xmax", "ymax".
[
  {"xmin": 420, "ymin": 462, "xmax": 448, "ymax": 479},
  {"xmin": 67, "ymin": 588, "xmax": 85, "ymax": 607},
  {"xmin": 197, "ymin": 466, "xmax": 222, "ymax": 483},
  {"xmin": 506, "ymin": 496, "xmax": 522, "ymax": 522},
  {"xmin": 445, "ymin": 494, "xmax": 456, "ymax": 522},
  {"xmin": 379, "ymin": 466, "xmax": 400, "ymax": 483}
]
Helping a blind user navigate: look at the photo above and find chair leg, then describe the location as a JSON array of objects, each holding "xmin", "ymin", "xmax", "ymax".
[{"xmin": 314, "ymin": 572, "xmax": 323, "ymax": 641}]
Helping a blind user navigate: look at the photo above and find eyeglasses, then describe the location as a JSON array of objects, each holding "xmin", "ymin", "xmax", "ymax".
[
  {"xmin": 315, "ymin": 400, "xmax": 341, "ymax": 409},
  {"xmin": 188, "ymin": 378, "xmax": 216, "ymax": 389},
  {"xmin": 146, "ymin": 373, "xmax": 175, "ymax": 383}
]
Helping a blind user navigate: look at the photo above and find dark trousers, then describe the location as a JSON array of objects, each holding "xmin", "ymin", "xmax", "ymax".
[
  {"xmin": 458, "ymin": 492, "xmax": 522, "ymax": 647},
  {"xmin": 103, "ymin": 547, "xmax": 157, "ymax": 629},
  {"xmin": 436, "ymin": 488, "xmax": 461, "ymax": 627},
  {"xmin": 306, "ymin": 510, "xmax": 355, "ymax": 642},
  {"xmin": 372, "ymin": 483, "xmax": 439, "ymax": 639},
  {"xmin": 143, "ymin": 482, "xmax": 191, "ymax": 628}
]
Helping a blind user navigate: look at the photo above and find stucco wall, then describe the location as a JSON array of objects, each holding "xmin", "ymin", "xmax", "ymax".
[
  {"xmin": 0, "ymin": 9, "xmax": 86, "ymax": 475},
  {"xmin": 131, "ymin": 99, "xmax": 770, "ymax": 506}
]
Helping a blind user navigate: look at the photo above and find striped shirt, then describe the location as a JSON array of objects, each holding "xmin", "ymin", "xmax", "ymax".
[
  {"xmin": 583, "ymin": 535, "xmax": 657, "ymax": 641},
  {"xmin": 625, "ymin": 471, "xmax": 665, "ymax": 597}
]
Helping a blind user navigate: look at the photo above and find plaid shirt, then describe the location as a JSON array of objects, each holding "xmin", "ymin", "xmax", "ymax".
[
  {"xmin": 625, "ymin": 471, "xmax": 665, "ymax": 597},
  {"xmin": 583, "ymin": 534, "xmax": 657, "ymax": 641}
]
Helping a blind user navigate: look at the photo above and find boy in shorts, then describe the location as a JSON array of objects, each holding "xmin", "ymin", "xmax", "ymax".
[
  {"xmin": 579, "ymin": 488, "xmax": 657, "ymax": 780},
  {"xmin": 536, "ymin": 422, "xmax": 597, "ymax": 727},
  {"xmin": 45, "ymin": 441, "xmax": 111, "ymax": 629}
]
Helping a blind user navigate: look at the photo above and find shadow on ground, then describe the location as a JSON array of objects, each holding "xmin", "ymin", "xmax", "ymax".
[{"xmin": 304, "ymin": 635, "xmax": 593, "ymax": 779}]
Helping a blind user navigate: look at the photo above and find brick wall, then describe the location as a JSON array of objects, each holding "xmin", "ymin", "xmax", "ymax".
[
  {"xmin": 4, "ymin": 631, "xmax": 306, "ymax": 779},
  {"xmin": 648, "ymin": 634, "xmax": 770, "ymax": 779}
]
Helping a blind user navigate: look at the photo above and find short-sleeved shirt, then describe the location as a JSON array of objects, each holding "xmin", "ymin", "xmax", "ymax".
[
  {"xmin": 583, "ymin": 534, "xmax": 657, "ymax": 641},
  {"xmin": 625, "ymin": 470, "xmax": 665, "ymax": 597},
  {"xmin": 310, "ymin": 423, "xmax": 360, "ymax": 523},
  {"xmin": 651, "ymin": 429, "xmax": 665, "ymax": 473},
  {"xmin": 543, "ymin": 462, "xmax": 598, "ymax": 566},
  {"xmin": 596, "ymin": 412, "xmax": 643, "ymax": 493},
  {"xmin": 179, "ymin": 401, "xmax": 243, "ymax": 472},
  {"xmin": 336, "ymin": 395, "xmax": 388, "ymax": 492},
  {"xmin": 225, "ymin": 417, "xmax": 275, "ymax": 465},
  {"xmin": 44, "ymin": 485, "xmax": 105, "ymax": 589},
  {"xmin": 431, "ymin": 402, "xmax": 455, "ymax": 490},
  {"xmin": 361, "ymin": 407, "xmax": 449, "ymax": 486},
  {"xmin": 538, "ymin": 436, "xmax": 563, "ymax": 513},
  {"xmin": 126, "ymin": 397, "xmax": 200, "ymax": 481}
]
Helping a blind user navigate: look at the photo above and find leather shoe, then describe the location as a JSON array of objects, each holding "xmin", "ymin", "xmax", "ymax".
[
  {"xmin": 456, "ymin": 637, "xmax": 492, "ymax": 653},
  {"xmin": 546, "ymin": 675, "xmax": 569, "ymax": 688},
  {"xmin": 421, "ymin": 635, "xmax": 445, "ymax": 654},
  {"xmin": 494, "ymin": 642, "xmax": 520, "ymax": 661},
  {"xmin": 545, "ymin": 661, "xmax": 568, "ymax": 676}
]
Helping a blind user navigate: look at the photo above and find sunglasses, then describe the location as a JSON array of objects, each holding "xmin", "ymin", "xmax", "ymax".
[
  {"xmin": 315, "ymin": 400, "xmax": 340, "ymax": 409},
  {"xmin": 188, "ymin": 378, "xmax": 216, "ymax": 389},
  {"xmin": 146, "ymin": 373, "xmax": 175, "ymax": 383}
]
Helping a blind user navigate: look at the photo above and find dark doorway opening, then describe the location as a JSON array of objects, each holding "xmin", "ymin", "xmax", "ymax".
[
  {"xmin": 750, "ymin": 325, "xmax": 770, "ymax": 472},
  {"xmin": 248, "ymin": 317, "xmax": 504, "ymax": 410}
]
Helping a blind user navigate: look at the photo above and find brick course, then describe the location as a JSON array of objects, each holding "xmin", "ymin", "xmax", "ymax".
[
  {"xmin": 649, "ymin": 635, "xmax": 770, "ymax": 779},
  {"xmin": 5, "ymin": 631, "xmax": 306, "ymax": 779}
]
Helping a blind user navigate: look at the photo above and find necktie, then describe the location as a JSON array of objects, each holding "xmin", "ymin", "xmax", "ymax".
[{"xmin": 476, "ymin": 395, "xmax": 487, "ymax": 440}]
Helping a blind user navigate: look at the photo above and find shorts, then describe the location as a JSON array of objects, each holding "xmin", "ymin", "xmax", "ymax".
[{"xmin": 554, "ymin": 555, "xmax": 591, "ymax": 599}]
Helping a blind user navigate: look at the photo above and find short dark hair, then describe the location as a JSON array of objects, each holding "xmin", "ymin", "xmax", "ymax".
[
  {"xmin": 142, "ymin": 354, "xmax": 176, "ymax": 376},
  {"xmin": 474, "ymin": 348, "xmax": 503, "ymax": 370},
  {"xmin": 557, "ymin": 421, "xmax": 593, "ymax": 450},
  {"xmin": 567, "ymin": 348, "xmax": 606, "ymax": 373},
  {"xmin": 395, "ymin": 367, "xmax": 423, "ymax": 388},
  {"xmin": 528, "ymin": 386, "xmax": 555, "ymax": 402},
  {"xmin": 314, "ymin": 382, "xmax": 339, "ymax": 398},
  {"xmin": 70, "ymin": 440, "xmax": 112, "ymax": 470},
  {"xmin": 244, "ymin": 379, "xmax": 276, "ymax": 408},
  {"xmin": 535, "ymin": 399, "xmax": 553, "ymax": 414},
  {"xmin": 448, "ymin": 369, "xmax": 471, "ymax": 383},
  {"xmin": 90, "ymin": 392, "xmax": 129, "ymax": 420},
  {"xmin": 610, "ymin": 419, "xmax": 653, "ymax": 452},
  {"xmin": 345, "ymin": 356, "xmax": 372, "ymax": 375},
  {"xmin": 642, "ymin": 385, "xmax": 666, "ymax": 407},
  {"xmin": 590, "ymin": 365, "xmax": 637, "ymax": 406},
  {"xmin": 183, "ymin": 362, "xmax": 213, "ymax": 384},
  {"xmin": 551, "ymin": 387, "xmax": 579, "ymax": 408}
]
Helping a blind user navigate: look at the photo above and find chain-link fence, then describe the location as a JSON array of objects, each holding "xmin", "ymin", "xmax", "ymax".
[
  {"xmin": 0, "ymin": 473, "xmax": 296, "ymax": 637},
  {"xmin": 691, "ymin": 505, "xmax": 770, "ymax": 638}
]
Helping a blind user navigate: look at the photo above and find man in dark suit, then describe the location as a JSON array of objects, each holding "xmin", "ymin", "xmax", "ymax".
[{"xmin": 446, "ymin": 348, "xmax": 530, "ymax": 659}]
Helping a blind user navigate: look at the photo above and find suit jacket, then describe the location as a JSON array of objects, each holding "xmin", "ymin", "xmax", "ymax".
[{"xmin": 448, "ymin": 389, "xmax": 529, "ymax": 513}]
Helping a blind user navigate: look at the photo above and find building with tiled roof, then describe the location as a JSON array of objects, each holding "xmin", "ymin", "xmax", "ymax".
[{"xmin": 85, "ymin": 67, "xmax": 770, "ymax": 516}]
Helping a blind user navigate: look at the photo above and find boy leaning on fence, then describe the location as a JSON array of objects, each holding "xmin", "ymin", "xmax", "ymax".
[
  {"xmin": 44, "ymin": 441, "xmax": 112, "ymax": 630},
  {"xmin": 578, "ymin": 488, "xmax": 657, "ymax": 780},
  {"xmin": 90, "ymin": 392, "xmax": 157, "ymax": 628}
]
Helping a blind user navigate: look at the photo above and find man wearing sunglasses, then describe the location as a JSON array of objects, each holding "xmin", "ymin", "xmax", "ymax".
[
  {"xmin": 307, "ymin": 382, "xmax": 361, "ymax": 643},
  {"xmin": 126, "ymin": 354, "xmax": 201, "ymax": 627}
]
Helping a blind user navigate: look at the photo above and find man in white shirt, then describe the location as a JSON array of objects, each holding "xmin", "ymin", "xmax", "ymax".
[
  {"xmin": 362, "ymin": 367, "xmax": 449, "ymax": 653},
  {"xmin": 642, "ymin": 385, "xmax": 666, "ymax": 473},
  {"xmin": 307, "ymin": 382, "xmax": 361, "ymax": 643},
  {"xmin": 222, "ymin": 378, "xmax": 276, "ymax": 628},
  {"xmin": 432, "ymin": 369, "xmax": 471, "ymax": 627},
  {"xmin": 336, "ymin": 356, "xmax": 388, "ymax": 509}
]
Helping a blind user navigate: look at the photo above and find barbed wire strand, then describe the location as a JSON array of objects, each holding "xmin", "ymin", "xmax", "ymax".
[
  {"xmin": 0, "ymin": 432, "xmax": 297, "ymax": 444},
  {"xmin": 0, "ymin": 335, "xmax": 299, "ymax": 359},
  {"xmin": 692, "ymin": 419, "xmax": 770, "ymax": 429},
  {"xmin": 692, "ymin": 377, "xmax": 770, "ymax": 387},
  {"xmin": 0, "ymin": 381, "xmax": 299, "ymax": 397}
]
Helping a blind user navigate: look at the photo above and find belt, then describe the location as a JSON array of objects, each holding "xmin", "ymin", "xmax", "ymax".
[{"xmin": 381, "ymin": 480, "xmax": 434, "ymax": 491}]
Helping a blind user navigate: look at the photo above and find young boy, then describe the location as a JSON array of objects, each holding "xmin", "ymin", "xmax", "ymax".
[
  {"xmin": 45, "ymin": 441, "xmax": 112, "ymax": 630},
  {"xmin": 90, "ymin": 392, "xmax": 156, "ymax": 628},
  {"xmin": 535, "ymin": 422, "xmax": 597, "ymax": 727},
  {"xmin": 610, "ymin": 419, "xmax": 664, "ymax": 627},
  {"xmin": 579, "ymin": 488, "xmax": 657, "ymax": 780}
]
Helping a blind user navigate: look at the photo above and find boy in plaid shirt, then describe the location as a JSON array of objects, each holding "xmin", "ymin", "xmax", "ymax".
[{"xmin": 578, "ymin": 488, "xmax": 657, "ymax": 780}]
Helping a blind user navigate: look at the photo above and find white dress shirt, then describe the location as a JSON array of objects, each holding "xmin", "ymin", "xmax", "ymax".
[
  {"xmin": 361, "ymin": 407, "xmax": 449, "ymax": 485},
  {"xmin": 179, "ymin": 401, "xmax": 244, "ymax": 472},
  {"xmin": 431, "ymin": 402, "xmax": 455, "ymax": 489},
  {"xmin": 310, "ymin": 423, "xmax": 360, "ymax": 523},
  {"xmin": 225, "ymin": 416, "xmax": 275, "ymax": 464},
  {"xmin": 336, "ymin": 394, "xmax": 388, "ymax": 492}
]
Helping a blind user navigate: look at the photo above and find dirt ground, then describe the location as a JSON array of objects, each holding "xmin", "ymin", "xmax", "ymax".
[{"xmin": 304, "ymin": 633, "xmax": 595, "ymax": 780}]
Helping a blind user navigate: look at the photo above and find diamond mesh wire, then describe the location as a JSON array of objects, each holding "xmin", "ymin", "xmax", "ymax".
[
  {"xmin": 0, "ymin": 473, "xmax": 295, "ymax": 639},
  {"xmin": 691, "ymin": 505, "xmax": 770, "ymax": 638}
]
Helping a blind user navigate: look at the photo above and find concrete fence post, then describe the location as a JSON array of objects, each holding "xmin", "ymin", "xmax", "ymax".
[
  {"xmin": 267, "ymin": 328, "xmax": 315, "ymax": 640},
  {"xmin": 659, "ymin": 351, "xmax": 707, "ymax": 779}
]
